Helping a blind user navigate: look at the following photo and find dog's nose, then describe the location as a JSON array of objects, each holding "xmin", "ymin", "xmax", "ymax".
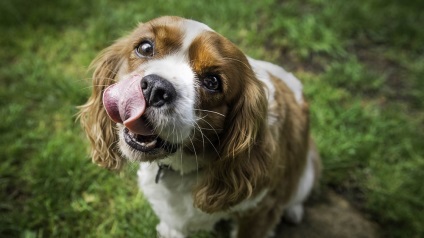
[{"xmin": 141, "ymin": 74, "xmax": 177, "ymax": 107}]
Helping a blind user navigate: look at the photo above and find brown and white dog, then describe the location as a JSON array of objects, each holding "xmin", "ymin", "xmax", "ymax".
[{"xmin": 79, "ymin": 16, "xmax": 320, "ymax": 238}]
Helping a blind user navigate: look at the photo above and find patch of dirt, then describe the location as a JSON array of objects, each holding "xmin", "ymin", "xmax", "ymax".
[{"xmin": 275, "ymin": 190, "xmax": 380, "ymax": 238}]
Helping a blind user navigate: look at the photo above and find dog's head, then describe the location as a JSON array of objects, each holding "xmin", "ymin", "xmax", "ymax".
[{"xmin": 80, "ymin": 16, "xmax": 270, "ymax": 211}]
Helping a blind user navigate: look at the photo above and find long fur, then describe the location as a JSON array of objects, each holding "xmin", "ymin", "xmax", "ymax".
[
  {"xmin": 79, "ymin": 16, "xmax": 320, "ymax": 238},
  {"xmin": 193, "ymin": 72, "xmax": 272, "ymax": 213},
  {"xmin": 79, "ymin": 38, "xmax": 129, "ymax": 170}
]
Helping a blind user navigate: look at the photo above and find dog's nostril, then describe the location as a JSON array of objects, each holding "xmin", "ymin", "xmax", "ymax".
[
  {"xmin": 151, "ymin": 89, "xmax": 173, "ymax": 107},
  {"xmin": 141, "ymin": 74, "xmax": 177, "ymax": 108}
]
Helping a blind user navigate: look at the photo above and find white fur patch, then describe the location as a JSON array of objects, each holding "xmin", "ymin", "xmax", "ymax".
[
  {"xmin": 138, "ymin": 162, "xmax": 270, "ymax": 237},
  {"xmin": 289, "ymin": 148, "xmax": 315, "ymax": 206},
  {"xmin": 138, "ymin": 163, "xmax": 229, "ymax": 237},
  {"xmin": 248, "ymin": 57, "xmax": 304, "ymax": 104},
  {"xmin": 283, "ymin": 147, "xmax": 316, "ymax": 223},
  {"xmin": 138, "ymin": 54, "xmax": 196, "ymax": 144},
  {"xmin": 181, "ymin": 19, "xmax": 213, "ymax": 51}
]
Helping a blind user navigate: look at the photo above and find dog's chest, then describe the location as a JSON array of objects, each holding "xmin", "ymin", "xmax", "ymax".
[{"xmin": 137, "ymin": 163, "xmax": 228, "ymax": 233}]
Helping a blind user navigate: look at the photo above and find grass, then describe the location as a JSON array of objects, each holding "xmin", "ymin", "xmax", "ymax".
[{"xmin": 1, "ymin": 0, "xmax": 423, "ymax": 237}]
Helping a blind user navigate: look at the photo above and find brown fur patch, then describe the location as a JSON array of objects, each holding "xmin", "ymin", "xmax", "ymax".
[
  {"xmin": 189, "ymin": 32, "xmax": 273, "ymax": 212},
  {"xmin": 234, "ymin": 73, "xmax": 311, "ymax": 238},
  {"xmin": 186, "ymin": 31, "xmax": 254, "ymax": 159},
  {"xmin": 189, "ymin": 31, "xmax": 247, "ymax": 107},
  {"xmin": 269, "ymin": 73, "xmax": 310, "ymax": 202},
  {"xmin": 127, "ymin": 17, "xmax": 185, "ymax": 70}
]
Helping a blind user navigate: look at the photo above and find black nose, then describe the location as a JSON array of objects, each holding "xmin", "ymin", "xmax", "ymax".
[{"xmin": 141, "ymin": 74, "xmax": 177, "ymax": 107}]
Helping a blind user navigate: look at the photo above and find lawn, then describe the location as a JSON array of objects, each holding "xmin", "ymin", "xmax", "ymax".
[{"xmin": 1, "ymin": 0, "xmax": 423, "ymax": 237}]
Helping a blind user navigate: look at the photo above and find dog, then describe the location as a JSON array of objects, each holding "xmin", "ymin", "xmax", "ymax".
[{"xmin": 79, "ymin": 16, "xmax": 321, "ymax": 238}]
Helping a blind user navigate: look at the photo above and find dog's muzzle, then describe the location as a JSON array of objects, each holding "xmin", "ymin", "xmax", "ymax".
[{"xmin": 102, "ymin": 74, "xmax": 179, "ymax": 153}]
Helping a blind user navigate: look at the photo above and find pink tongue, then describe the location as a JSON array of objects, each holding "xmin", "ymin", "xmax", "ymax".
[{"xmin": 102, "ymin": 75, "xmax": 154, "ymax": 135}]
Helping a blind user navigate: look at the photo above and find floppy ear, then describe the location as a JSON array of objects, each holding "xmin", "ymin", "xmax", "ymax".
[
  {"xmin": 194, "ymin": 73, "xmax": 273, "ymax": 213},
  {"xmin": 78, "ymin": 39, "xmax": 129, "ymax": 170}
]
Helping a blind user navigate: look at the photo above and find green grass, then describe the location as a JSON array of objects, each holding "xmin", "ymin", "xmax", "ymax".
[{"xmin": 1, "ymin": 0, "xmax": 423, "ymax": 237}]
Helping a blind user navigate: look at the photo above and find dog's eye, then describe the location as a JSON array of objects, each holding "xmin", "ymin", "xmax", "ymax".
[
  {"xmin": 202, "ymin": 75, "xmax": 221, "ymax": 92},
  {"xmin": 135, "ymin": 41, "xmax": 154, "ymax": 58}
]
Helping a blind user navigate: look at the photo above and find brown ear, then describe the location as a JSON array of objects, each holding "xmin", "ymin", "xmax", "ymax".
[
  {"xmin": 78, "ymin": 39, "xmax": 129, "ymax": 170},
  {"xmin": 194, "ymin": 74, "xmax": 272, "ymax": 213}
]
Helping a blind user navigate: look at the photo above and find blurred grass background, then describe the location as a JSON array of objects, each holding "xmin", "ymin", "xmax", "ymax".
[{"xmin": 0, "ymin": 0, "xmax": 423, "ymax": 237}]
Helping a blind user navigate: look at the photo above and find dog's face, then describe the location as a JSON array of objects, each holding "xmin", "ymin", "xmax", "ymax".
[{"xmin": 95, "ymin": 16, "xmax": 265, "ymax": 163}]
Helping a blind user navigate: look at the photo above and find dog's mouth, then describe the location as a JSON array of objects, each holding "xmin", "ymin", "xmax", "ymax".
[{"xmin": 123, "ymin": 128, "xmax": 179, "ymax": 154}]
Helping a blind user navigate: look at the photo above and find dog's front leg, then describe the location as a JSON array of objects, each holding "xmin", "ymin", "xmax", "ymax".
[
  {"xmin": 233, "ymin": 205, "xmax": 286, "ymax": 238},
  {"xmin": 156, "ymin": 222, "xmax": 185, "ymax": 238}
]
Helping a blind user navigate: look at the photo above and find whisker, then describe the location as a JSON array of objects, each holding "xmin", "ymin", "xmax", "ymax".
[
  {"xmin": 192, "ymin": 121, "xmax": 206, "ymax": 155},
  {"xmin": 194, "ymin": 109, "xmax": 225, "ymax": 117},
  {"xmin": 196, "ymin": 127, "xmax": 223, "ymax": 131},
  {"xmin": 201, "ymin": 131, "xmax": 221, "ymax": 160},
  {"xmin": 196, "ymin": 117, "xmax": 221, "ymax": 146},
  {"xmin": 191, "ymin": 120, "xmax": 221, "ymax": 160},
  {"xmin": 178, "ymin": 131, "xmax": 184, "ymax": 175},
  {"xmin": 188, "ymin": 127, "xmax": 200, "ymax": 181}
]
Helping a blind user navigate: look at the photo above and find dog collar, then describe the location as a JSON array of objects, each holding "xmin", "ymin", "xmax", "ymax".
[
  {"xmin": 155, "ymin": 163, "xmax": 173, "ymax": 183},
  {"xmin": 154, "ymin": 162, "xmax": 205, "ymax": 183}
]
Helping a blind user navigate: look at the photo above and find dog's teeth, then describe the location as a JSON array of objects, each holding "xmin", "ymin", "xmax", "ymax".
[
  {"xmin": 148, "ymin": 139, "xmax": 158, "ymax": 147},
  {"xmin": 141, "ymin": 139, "xmax": 157, "ymax": 148}
]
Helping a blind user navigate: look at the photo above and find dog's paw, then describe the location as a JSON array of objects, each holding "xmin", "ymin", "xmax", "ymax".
[
  {"xmin": 284, "ymin": 204, "xmax": 304, "ymax": 224},
  {"xmin": 156, "ymin": 222, "xmax": 185, "ymax": 238}
]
